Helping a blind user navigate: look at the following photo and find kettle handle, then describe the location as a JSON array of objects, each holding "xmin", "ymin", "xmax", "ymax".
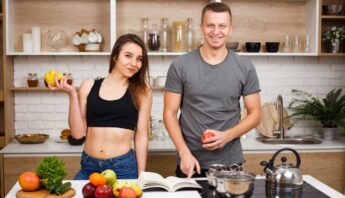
[{"xmin": 270, "ymin": 147, "xmax": 301, "ymax": 168}]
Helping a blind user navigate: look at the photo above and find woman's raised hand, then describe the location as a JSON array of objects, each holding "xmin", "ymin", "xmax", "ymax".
[{"xmin": 47, "ymin": 74, "xmax": 76, "ymax": 95}]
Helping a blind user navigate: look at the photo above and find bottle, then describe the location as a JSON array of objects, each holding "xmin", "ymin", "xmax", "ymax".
[
  {"xmin": 160, "ymin": 17, "xmax": 169, "ymax": 52},
  {"xmin": 173, "ymin": 20, "xmax": 186, "ymax": 52},
  {"xmin": 186, "ymin": 17, "xmax": 194, "ymax": 51},
  {"xmin": 27, "ymin": 73, "xmax": 38, "ymax": 87},
  {"xmin": 148, "ymin": 116, "xmax": 154, "ymax": 140},
  {"xmin": 200, "ymin": 33, "xmax": 205, "ymax": 47},
  {"xmin": 304, "ymin": 34, "xmax": 310, "ymax": 52},
  {"xmin": 142, "ymin": 17, "xmax": 149, "ymax": 49},
  {"xmin": 148, "ymin": 24, "xmax": 160, "ymax": 51}
]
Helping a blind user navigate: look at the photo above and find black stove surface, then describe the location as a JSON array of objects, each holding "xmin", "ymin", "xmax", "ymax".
[{"xmin": 197, "ymin": 179, "xmax": 330, "ymax": 198}]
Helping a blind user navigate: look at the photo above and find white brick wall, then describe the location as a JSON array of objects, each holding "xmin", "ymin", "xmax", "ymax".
[{"xmin": 13, "ymin": 56, "xmax": 345, "ymax": 138}]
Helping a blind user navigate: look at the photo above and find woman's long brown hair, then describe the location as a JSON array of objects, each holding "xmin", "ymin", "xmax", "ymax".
[{"xmin": 109, "ymin": 34, "xmax": 150, "ymax": 109}]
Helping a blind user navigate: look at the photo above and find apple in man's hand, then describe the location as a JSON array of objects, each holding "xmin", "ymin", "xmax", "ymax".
[
  {"xmin": 201, "ymin": 131, "xmax": 215, "ymax": 144},
  {"xmin": 101, "ymin": 169, "xmax": 117, "ymax": 186},
  {"xmin": 95, "ymin": 185, "xmax": 114, "ymax": 198}
]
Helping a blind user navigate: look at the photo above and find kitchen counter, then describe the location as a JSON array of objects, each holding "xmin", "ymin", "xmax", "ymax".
[
  {"xmin": 5, "ymin": 176, "xmax": 345, "ymax": 198},
  {"xmin": 1, "ymin": 136, "xmax": 345, "ymax": 155}
]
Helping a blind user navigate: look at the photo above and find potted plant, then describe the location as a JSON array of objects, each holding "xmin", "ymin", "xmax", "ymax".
[
  {"xmin": 289, "ymin": 88, "xmax": 345, "ymax": 140},
  {"xmin": 322, "ymin": 26, "xmax": 345, "ymax": 53}
]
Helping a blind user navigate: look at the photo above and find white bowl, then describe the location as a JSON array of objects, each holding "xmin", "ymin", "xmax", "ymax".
[{"xmin": 154, "ymin": 76, "xmax": 166, "ymax": 87}]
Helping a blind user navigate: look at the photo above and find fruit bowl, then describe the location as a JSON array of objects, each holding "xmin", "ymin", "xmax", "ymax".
[{"xmin": 15, "ymin": 133, "xmax": 49, "ymax": 144}]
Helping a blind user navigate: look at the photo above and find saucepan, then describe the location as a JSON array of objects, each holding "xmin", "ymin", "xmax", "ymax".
[{"xmin": 214, "ymin": 165, "xmax": 255, "ymax": 197}]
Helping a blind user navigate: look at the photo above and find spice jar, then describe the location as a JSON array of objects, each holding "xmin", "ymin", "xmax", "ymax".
[
  {"xmin": 27, "ymin": 73, "xmax": 38, "ymax": 87},
  {"xmin": 148, "ymin": 24, "xmax": 160, "ymax": 51},
  {"xmin": 63, "ymin": 73, "xmax": 73, "ymax": 85}
]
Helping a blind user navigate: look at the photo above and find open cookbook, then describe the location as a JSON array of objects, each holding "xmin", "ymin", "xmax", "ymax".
[{"xmin": 137, "ymin": 172, "xmax": 202, "ymax": 192}]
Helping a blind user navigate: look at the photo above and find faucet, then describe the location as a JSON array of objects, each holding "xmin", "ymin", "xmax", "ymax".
[{"xmin": 274, "ymin": 95, "xmax": 285, "ymax": 139}]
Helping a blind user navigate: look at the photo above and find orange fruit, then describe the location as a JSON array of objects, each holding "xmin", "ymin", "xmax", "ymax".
[
  {"xmin": 89, "ymin": 172, "xmax": 106, "ymax": 186},
  {"xmin": 18, "ymin": 171, "xmax": 41, "ymax": 191}
]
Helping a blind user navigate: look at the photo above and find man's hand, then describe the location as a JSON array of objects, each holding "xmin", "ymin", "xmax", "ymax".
[
  {"xmin": 201, "ymin": 129, "xmax": 232, "ymax": 150},
  {"xmin": 180, "ymin": 151, "xmax": 201, "ymax": 178}
]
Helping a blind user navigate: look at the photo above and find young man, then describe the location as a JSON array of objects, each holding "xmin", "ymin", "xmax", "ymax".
[{"xmin": 163, "ymin": 2, "xmax": 261, "ymax": 178}]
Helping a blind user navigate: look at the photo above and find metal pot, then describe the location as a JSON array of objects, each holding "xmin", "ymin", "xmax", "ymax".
[
  {"xmin": 260, "ymin": 147, "xmax": 303, "ymax": 197},
  {"xmin": 215, "ymin": 165, "xmax": 255, "ymax": 197},
  {"xmin": 206, "ymin": 164, "xmax": 227, "ymax": 187}
]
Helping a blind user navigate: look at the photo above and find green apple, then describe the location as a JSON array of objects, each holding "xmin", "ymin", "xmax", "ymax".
[{"xmin": 101, "ymin": 169, "xmax": 117, "ymax": 186}]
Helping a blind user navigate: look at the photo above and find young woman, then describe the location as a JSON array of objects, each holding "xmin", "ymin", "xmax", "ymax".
[{"xmin": 49, "ymin": 34, "xmax": 152, "ymax": 179}]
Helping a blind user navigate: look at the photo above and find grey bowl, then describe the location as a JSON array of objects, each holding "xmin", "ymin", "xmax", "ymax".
[{"xmin": 226, "ymin": 42, "xmax": 239, "ymax": 50}]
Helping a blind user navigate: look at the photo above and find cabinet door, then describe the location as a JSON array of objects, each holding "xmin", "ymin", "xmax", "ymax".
[{"xmin": 2, "ymin": 156, "xmax": 81, "ymax": 195}]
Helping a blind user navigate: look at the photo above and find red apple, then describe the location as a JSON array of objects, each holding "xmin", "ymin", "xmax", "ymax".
[
  {"xmin": 82, "ymin": 182, "xmax": 96, "ymax": 198},
  {"xmin": 95, "ymin": 185, "xmax": 114, "ymax": 198},
  {"xmin": 118, "ymin": 187, "xmax": 136, "ymax": 198},
  {"xmin": 201, "ymin": 131, "xmax": 215, "ymax": 144}
]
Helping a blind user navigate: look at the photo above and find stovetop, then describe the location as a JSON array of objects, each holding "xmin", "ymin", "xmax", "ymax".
[{"xmin": 197, "ymin": 179, "xmax": 330, "ymax": 198}]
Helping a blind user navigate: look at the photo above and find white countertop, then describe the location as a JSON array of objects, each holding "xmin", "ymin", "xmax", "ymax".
[
  {"xmin": 1, "ymin": 136, "xmax": 345, "ymax": 155},
  {"xmin": 6, "ymin": 176, "xmax": 345, "ymax": 198}
]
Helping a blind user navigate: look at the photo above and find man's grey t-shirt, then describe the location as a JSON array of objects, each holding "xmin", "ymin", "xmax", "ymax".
[{"xmin": 165, "ymin": 49, "xmax": 261, "ymax": 169}]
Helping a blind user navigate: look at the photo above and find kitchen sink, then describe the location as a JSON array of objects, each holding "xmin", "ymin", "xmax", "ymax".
[{"xmin": 256, "ymin": 137, "xmax": 322, "ymax": 144}]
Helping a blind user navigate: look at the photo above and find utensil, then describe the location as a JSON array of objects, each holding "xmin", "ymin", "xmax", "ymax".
[
  {"xmin": 215, "ymin": 165, "xmax": 255, "ymax": 197},
  {"xmin": 206, "ymin": 164, "xmax": 227, "ymax": 187},
  {"xmin": 15, "ymin": 134, "xmax": 49, "ymax": 144},
  {"xmin": 260, "ymin": 147, "xmax": 303, "ymax": 190}
]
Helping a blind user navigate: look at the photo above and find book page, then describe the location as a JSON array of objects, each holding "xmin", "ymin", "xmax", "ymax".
[
  {"xmin": 165, "ymin": 176, "xmax": 202, "ymax": 192},
  {"xmin": 138, "ymin": 172, "xmax": 171, "ymax": 192}
]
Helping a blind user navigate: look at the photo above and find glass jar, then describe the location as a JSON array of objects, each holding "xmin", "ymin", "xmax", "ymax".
[
  {"xmin": 142, "ymin": 17, "xmax": 149, "ymax": 49},
  {"xmin": 148, "ymin": 24, "xmax": 160, "ymax": 51},
  {"xmin": 160, "ymin": 17, "xmax": 169, "ymax": 52},
  {"xmin": 173, "ymin": 20, "xmax": 186, "ymax": 52},
  {"xmin": 63, "ymin": 73, "xmax": 73, "ymax": 85},
  {"xmin": 27, "ymin": 73, "xmax": 38, "ymax": 87}
]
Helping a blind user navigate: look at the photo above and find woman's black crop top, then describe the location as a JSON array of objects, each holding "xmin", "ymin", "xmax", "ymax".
[{"xmin": 86, "ymin": 79, "xmax": 138, "ymax": 130}]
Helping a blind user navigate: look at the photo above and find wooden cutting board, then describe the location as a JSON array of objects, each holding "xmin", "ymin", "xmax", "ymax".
[{"xmin": 16, "ymin": 188, "xmax": 76, "ymax": 198}]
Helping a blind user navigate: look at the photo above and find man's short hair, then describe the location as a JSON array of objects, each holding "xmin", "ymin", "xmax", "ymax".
[{"xmin": 201, "ymin": 2, "xmax": 232, "ymax": 24}]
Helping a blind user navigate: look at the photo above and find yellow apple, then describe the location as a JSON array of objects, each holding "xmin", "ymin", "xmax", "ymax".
[
  {"xmin": 44, "ymin": 70, "xmax": 63, "ymax": 87},
  {"xmin": 131, "ymin": 184, "xmax": 142, "ymax": 197}
]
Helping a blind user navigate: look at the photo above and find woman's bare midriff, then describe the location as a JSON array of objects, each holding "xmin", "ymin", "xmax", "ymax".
[{"xmin": 83, "ymin": 127, "xmax": 133, "ymax": 159}]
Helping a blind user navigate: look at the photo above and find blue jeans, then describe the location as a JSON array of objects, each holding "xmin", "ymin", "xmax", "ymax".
[{"xmin": 74, "ymin": 149, "xmax": 138, "ymax": 180}]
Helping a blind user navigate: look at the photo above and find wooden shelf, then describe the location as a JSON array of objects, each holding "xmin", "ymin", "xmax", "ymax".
[
  {"xmin": 319, "ymin": 52, "xmax": 345, "ymax": 56},
  {"xmin": 7, "ymin": 52, "xmax": 111, "ymax": 56},
  {"xmin": 0, "ymin": 90, "xmax": 4, "ymax": 102},
  {"xmin": 149, "ymin": 51, "xmax": 318, "ymax": 56},
  {"xmin": 11, "ymin": 86, "xmax": 164, "ymax": 91},
  {"xmin": 0, "ymin": 136, "xmax": 5, "ymax": 148},
  {"xmin": 321, "ymin": 15, "xmax": 345, "ymax": 19}
]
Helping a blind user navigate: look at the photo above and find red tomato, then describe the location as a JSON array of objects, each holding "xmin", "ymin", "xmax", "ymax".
[
  {"xmin": 201, "ymin": 131, "xmax": 215, "ymax": 144},
  {"xmin": 18, "ymin": 171, "xmax": 41, "ymax": 191}
]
